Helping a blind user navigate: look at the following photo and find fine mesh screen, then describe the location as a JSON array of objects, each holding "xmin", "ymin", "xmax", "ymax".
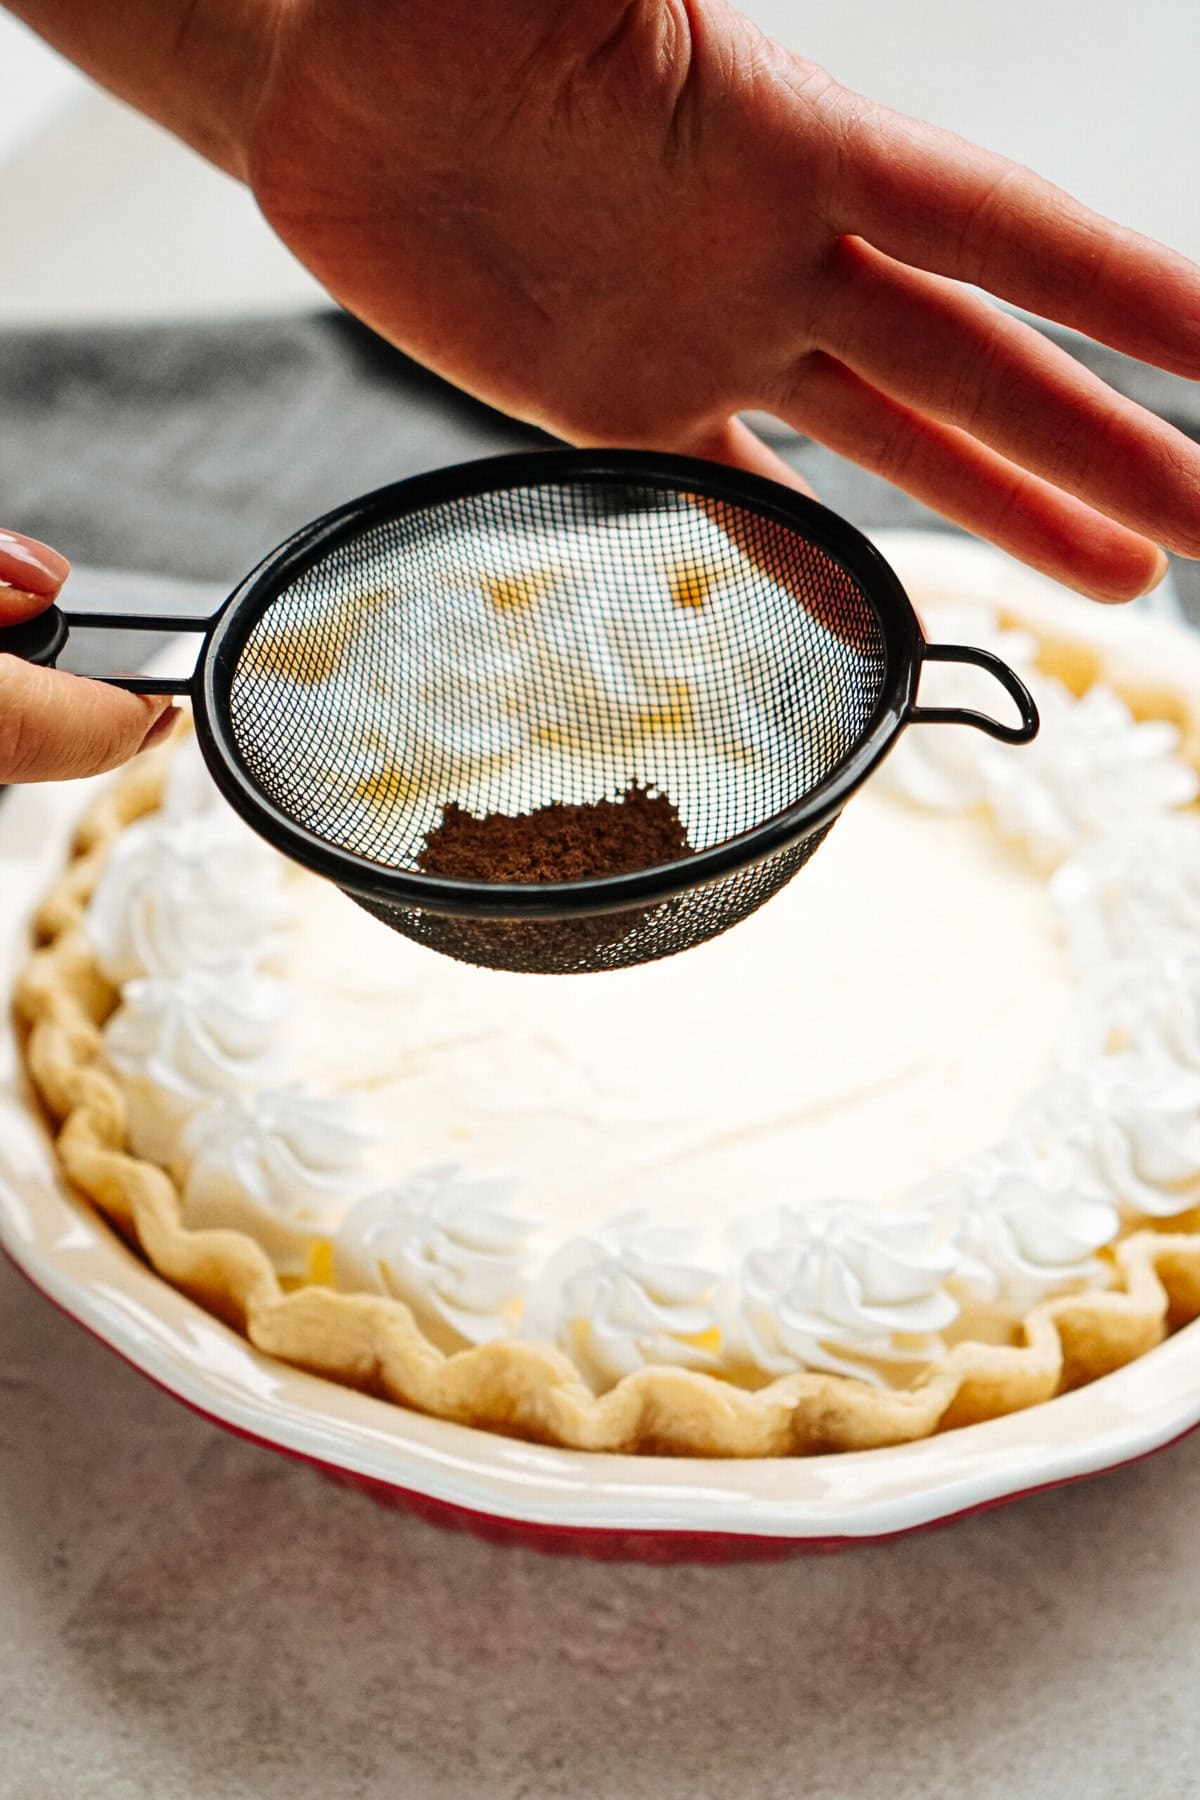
[{"xmin": 228, "ymin": 480, "xmax": 889, "ymax": 972}]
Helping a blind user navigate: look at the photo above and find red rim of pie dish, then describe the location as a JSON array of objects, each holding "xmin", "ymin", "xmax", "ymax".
[{"xmin": 8, "ymin": 1244, "xmax": 1198, "ymax": 1566}]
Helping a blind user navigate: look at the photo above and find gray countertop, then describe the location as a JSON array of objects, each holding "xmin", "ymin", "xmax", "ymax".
[{"xmin": 3, "ymin": 1244, "xmax": 1200, "ymax": 1800}]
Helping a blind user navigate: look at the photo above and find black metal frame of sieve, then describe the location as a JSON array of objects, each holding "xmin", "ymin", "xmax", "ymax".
[{"xmin": 2, "ymin": 447, "xmax": 1037, "ymax": 924}]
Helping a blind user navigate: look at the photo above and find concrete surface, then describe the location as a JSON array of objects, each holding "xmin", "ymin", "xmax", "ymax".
[{"xmin": 3, "ymin": 1244, "xmax": 1200, "ymax": 1800}]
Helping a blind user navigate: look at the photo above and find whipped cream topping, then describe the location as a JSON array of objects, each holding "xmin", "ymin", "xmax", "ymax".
[
  {"xmin": 333, "ymin": 1164, "xmax": 535, "ymax": 1352},
  {"xmin": 91, "ymin": 568, "xmax": 1200, "ymax": 1386},
  {"xmin": 1052, "ymin": 818, "xmax": 1200, "ymax": 967},
  {"xmin": 1015, "ymin": 1058, "xmax": 1200, "ymax": 1219},
  {"xmin": 179, "ymin": 1087, "xmax": 375, "ymax": 1276},
  {"xmin": 233, "ymin": 502, "xmax": 866, "ymax": 844},
  {"xmin": 520, "ymin": 1210, "xmax": 720, "ymax": 1392},
  {"xmin": 552, "ymin": 525, "xmax": 852, "ymax": 772},
  {"xmin": 1062, "ymin": 954, "xmax": 1200, "ymax": 1069},
  {"xmin": 159, "ymin": 727, "xmax": 232, "ymax": 824},
  {"xmin": 274, "ymin": 703, "xmax": 434, "ymax": 862},
  {"xmin": 87, "ymin": 812, "xmax": 292, "ymax": 987},
  {"xmin": 916, "ymin": 1151, "xmax": 1119, "ymax": 1311},
  {"xmin": 720, "ymin": 1203, "xmax": 960, "ymax": 1385},
  {"xmin": 985, "ymin": 682, "xmax": 1198, "ymax": 871},
  {"xmin": 103, "ymin": 971, "xmax": 290, "ymax": 1168},
  {"xmin": 884, "ymin": 595, "xmax": 1196, "ymax": 869}
]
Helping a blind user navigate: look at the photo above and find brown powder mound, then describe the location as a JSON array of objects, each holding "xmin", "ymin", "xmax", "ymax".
[{"xmin": 417, "ymin": 784, "xmax": 692, "ymax": 884}]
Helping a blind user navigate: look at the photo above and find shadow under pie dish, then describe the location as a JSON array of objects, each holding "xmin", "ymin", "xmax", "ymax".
[{"xmin": 15, "ymin": 532, "xmax": 1200, "ymax": 1459}]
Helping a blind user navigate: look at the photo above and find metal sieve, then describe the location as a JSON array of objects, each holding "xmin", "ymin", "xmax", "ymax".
[{"xmin": 2, "ymin": 449, "xmax": 1038, "ymax": 974}]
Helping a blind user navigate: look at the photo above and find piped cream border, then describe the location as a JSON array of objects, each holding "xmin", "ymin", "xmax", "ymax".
[{"xmin": 15, "ymin": 537, "xmax": 1200, "ymax": 1456}]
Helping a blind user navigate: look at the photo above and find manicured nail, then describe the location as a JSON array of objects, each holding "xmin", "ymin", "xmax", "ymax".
[
  {"xmin": 1137, "ymin": 550, "xmax": 1171, "ymax": 597},
  {"xmin": 0, "ymin": 531, "xmax": 71, "ymax": 597},
  {"xmin": 137, "ymin": 705, "xmax": 181, "ymax": 754}
]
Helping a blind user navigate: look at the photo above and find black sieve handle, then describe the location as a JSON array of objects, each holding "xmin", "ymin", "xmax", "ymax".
[
  {"xmin": 0, "ymin": 603, "xmax": 209, "ymax": 694},
  {"xmin": 907, "ymin": 641, "xmax": 1039, "ymax": 744}
]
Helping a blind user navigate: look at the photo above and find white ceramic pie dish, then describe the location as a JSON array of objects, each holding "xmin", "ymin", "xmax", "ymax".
[{"xmin": 4, "ymin": 531, "xmax": 1200, "ymax": 1560}]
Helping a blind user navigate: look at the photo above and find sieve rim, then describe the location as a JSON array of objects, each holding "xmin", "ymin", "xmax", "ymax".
[{"xmin": 194, "ymin": 449, "xmax": 921, "ymax": 921}]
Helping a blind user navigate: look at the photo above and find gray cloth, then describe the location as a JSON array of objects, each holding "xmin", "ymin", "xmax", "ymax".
[{"xmin": 1, "ymin": 308, "xmax": 1197, "ymax": 617}]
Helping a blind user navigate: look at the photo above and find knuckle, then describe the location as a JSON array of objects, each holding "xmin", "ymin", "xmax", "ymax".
[
  {"xmin": 944, "ymin": 325, "xmax": 1011, "ymax": 439},
  {"xmin": 872, "ymin": 423, "xmax": 919, "ymax": 487},
  {"xmin": 953, "ymin": 166, "xmax": 1029, "ymax": 287}
]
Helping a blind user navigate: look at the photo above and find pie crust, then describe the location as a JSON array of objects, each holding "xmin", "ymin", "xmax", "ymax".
[{"xmin": 18, "ymin": 556, "xmax": 1200, "ymax": 1456}]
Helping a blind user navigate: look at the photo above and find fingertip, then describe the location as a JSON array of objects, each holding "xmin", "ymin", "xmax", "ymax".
[
  {"xmin": 136, "ymin": 703, "xmax": 182, "ymax": 754},
  {"xmin": 0, "ymin": 530, "xmax": 70, "ymax": 601},
  {"xmin": 1136, "ymin": 548, "xmax": 1172, "ymax": 601},
  {"xmin": 1060, "ymin": 543, "xmax": 1170, "ymax": 605}
]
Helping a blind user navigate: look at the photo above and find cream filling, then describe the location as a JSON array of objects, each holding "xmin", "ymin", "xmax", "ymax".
[{"xmin": 285, "ymin": 780, "xmax": 1071, "ymax": 1251}]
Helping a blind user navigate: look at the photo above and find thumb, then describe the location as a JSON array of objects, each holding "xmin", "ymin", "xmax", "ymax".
[{"xmin": 0, "ymin": 657, "xmax": 177, "ymax": 783}]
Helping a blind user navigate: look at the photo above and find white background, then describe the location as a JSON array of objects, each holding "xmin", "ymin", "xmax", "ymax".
[{"xmin": 0, "ymin": 1, "xmax": 1197, "ymax": 323}]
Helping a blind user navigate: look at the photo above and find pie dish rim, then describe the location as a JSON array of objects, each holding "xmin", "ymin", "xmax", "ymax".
[{"xmin": 10, "ymin": 528, "xmax": 1200, "ymax": 1489}]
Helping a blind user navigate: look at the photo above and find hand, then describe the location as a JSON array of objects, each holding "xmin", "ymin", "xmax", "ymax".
[
  {"xmin": 0, "ymin": 531, "xmax": 176, "ymax": 782},
  {"xmin": 245, "ymin": 0, "xmax": 1200, "ymax": 600}
]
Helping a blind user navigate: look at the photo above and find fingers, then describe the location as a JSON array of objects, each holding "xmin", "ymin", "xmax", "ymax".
[
  {"xmin": 0, "ymin": 529, "xmax": 71, "ymax": 619},
  {"xmin": 806, "ymin": 237, "xmax": 1200, "ymax": 558},
  {"xmin": 826, "ymin": 88, "xmax": 1200, "ymax": 379},
  {"xmin": 0, "ymin": 527, "xmax": 178, "ymax": 781},
  {"xmin": 773, "ymin": 354, "xmax": 1169, "ymax": 601},
  {"xmin": 668, "ymin": 416, "xmax": 879, "ymax": 646},
  {"xmin": 0, "ymin": 657, "xmax": 177, "ymax": 783}
]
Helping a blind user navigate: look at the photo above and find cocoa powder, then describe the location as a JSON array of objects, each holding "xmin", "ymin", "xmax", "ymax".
[
  {"xmin": 414, "ymin": 785, "xmax": 693, "ymax": 971},
  {"xmin": 417, "ymin": 785, "xmax": 692, "ymax": 884}
]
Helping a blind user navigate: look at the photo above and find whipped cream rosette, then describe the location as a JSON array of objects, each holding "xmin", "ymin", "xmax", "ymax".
[
  {"xmin": 1061, "ymin": 953, "xmax": 1200, "ymax": 1069},
  {"xmin": 521, "ymin": 1211, "xmax": 721, "ymax": 1392},
  {"xmin": 103, "ymin": 970, "xmax": 290, "ymax": 1168},
  {"xmin": 179, "ymin": 1087, "xmax": 375, "ymax": 1277},
  {"xmin": 914, "ymin": 1151, "xmax": 1119, "ymax": 1315},
  {"xmin": 333, "ymin": 1165, "xmax": 535, "ymax": 1352},
  {"xmin": 880, "ymin": 594, "xmax": 1197, "ymax": 870},
  {"xmin": 1015, "ymin": 1060, "xmax": 1200, "ymax": 1220},
  {"xmin": 86, "ymin": 811, "xmax": 292, "ymax": 987},
  {"xmin": 395, "ymin": 584, "xmax": 532, "ymax": 766},
  {"xmin": 280, "ymin": 700, "xmax": 438, "ymax": 861},
  {"xmin": 720, "ymin": 1203, "xmax": 960, "ymax": 1385},
  {"xmin": 261, "ymin": 502, "xmax": 848, "ymax": 812},
  {"xmin": 1052, "ymin": 817, "xmax": 1200, "ymax": 967},
  {"xmin": 984, "ymin": 682, "xmax": 1198, "ymax": 871}
]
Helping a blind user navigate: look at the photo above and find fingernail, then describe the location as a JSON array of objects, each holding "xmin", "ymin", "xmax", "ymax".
[
  {"xmin": 1137, "ymin": 550, "xmax": 1171, "ymax": 597},
  {"xmin": 137, "ymin": 705, "xmax": 181, "ymax": 754},
  {"xmin": 0, "ymin": 531, "xmax": 71, "ymax": 597}
]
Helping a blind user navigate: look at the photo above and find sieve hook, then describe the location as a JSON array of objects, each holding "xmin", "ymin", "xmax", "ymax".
[{"xmin": 906, "ymin": 641, "xmax": 1038, "ymax": 745}]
